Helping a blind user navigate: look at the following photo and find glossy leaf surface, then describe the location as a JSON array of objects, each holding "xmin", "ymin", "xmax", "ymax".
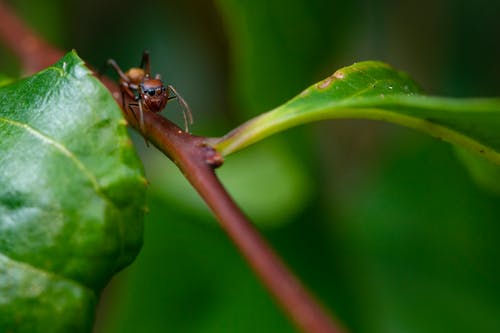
[
  {"xmin": 210, "ymin": 61, "xmax": 500, "ymax": 168},
  {"xmin": 0, "ymin": 51, "xmax": 146, "ymax": 332}
]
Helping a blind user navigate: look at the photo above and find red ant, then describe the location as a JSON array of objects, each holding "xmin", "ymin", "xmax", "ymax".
[{"xmin": 106, "ymin": 51, "xmax": 193, "ymax": 135}]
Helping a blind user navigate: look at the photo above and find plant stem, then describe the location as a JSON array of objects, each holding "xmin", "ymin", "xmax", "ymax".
[
  {"xmin": 0, "ymin": 2, "xmax": 63, "ymax": 74},
  {"xmin": 0, "ymin": 3, "xmax": 348, "ymax": 333},
  {"xmin": 140, "ymin": 112, "xmax": 346, "ymax": 333}
]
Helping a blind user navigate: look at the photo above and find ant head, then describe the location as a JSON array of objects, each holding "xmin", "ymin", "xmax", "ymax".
[{"xmin": 140, "ymin": 77, "xmax": 168, "ymax": 112}]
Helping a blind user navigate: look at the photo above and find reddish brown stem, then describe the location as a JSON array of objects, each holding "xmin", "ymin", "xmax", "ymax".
[
  {"xmin": 0, "ymin": 2, "xmax": 63, "ymax": 74},
  {"xmin": 0, "ymin": 3, "xmax": 348, "ymax": 333},
  {"xmin": 139, "ymin": 113, "xmax": 346, "ymax": 333}
]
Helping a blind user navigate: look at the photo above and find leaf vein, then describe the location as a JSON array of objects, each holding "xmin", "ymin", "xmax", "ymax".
[
  {"xmin": 0, "ymin": 252, "xmax": 95, "ymax": 295},
  {"xmin": 0, "ymin": 116, "xmax": 102, "ymax": 193}
]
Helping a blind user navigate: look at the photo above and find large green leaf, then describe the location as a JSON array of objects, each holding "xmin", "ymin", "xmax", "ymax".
[
  {"xmin": 0, "ymin": 51, "xmax": 146, "ymax": 332},
  {"xmin": 210, "ymin": 61, "xmax": 500, "ymax": 168}
]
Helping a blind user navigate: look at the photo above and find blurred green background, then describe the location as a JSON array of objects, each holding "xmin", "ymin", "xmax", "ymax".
[{"xmin": 2, "ymin": 0, "xmax": 500, "ymax": 332}]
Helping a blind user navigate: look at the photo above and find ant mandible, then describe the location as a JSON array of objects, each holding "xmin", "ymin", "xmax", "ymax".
[{"xmin": 106, "ymin": 50, "xmax": 193, "ymax": 135}]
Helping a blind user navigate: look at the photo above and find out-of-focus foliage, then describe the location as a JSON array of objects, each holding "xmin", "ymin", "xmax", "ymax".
[{"xmin": 3, "ymin": 0, "xmax": 499, "ymax": 333}]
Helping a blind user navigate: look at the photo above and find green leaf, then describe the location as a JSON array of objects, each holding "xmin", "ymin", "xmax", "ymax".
[
  {"xmin": 209, "ymin": 61, "xmax": 500, "ymax": 168},
  {"xmin": 0, "ymin": 51, "xmax": 146, "ymax": 332}
]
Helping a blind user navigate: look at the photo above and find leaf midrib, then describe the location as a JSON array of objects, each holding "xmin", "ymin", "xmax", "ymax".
[{"xmin": 0, "ymin": 116, "xmax": 102, "ymax": 194}]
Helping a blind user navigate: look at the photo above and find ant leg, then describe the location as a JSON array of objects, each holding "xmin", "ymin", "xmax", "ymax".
[
  {"xmin": 121, "ymin": 83, "xmax": 137, "ymax": 100},
  {"xmin": 167, "ymin": 85, "xmax": 193, "ymax": 132},
  {"xmin": 127, "ymin": 103, "xmax": 139, "ymax": 122},
  {"xmin": 128, "ymin": 101, "xmax": 149, "ymax": 147},
  {"xmin": 120, "ymin": 82, "xmax": 139, "ymax": 120},
  {"xmin": 121, "ymin": 81, "xmax": 147, "ymax": 144},
  {"xmin": 140, "ymin": 50, "xmax": 151, "ymax": 77},
  {"xmin": 106, "ymin": 59, "xmax": 130, "ymax": 83},
  {"xmin": 121, "ymin": 90, "xmax": 126, "ymax": 111},
  {"xmin": 138, "ymin": 100, "xmax": 150, "ymax": 146},
  {"xmin": 129, "ymin": 96, "xmax": 145, "ymax": 133},
  {"xmin": 138, "ymin": 99, "xmax": 145, "ymax": 134}
]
